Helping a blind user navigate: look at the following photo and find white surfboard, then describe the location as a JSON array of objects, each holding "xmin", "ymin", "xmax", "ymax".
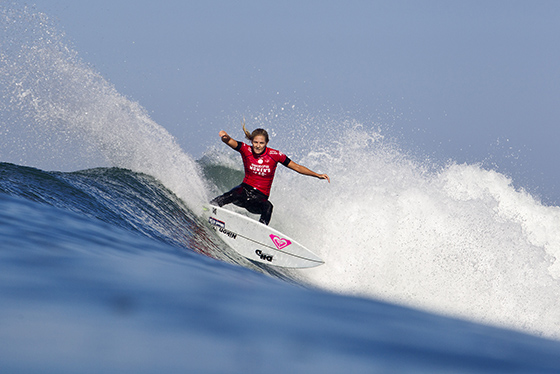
[{"xmin": 202, "ymin": 204, "xmax": 324, "ymax": 268}]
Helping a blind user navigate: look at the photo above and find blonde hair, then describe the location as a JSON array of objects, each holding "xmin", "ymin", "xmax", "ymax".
[{"xmin": 242, "ymin": 119, "xmax": 269, "ymax": 143}]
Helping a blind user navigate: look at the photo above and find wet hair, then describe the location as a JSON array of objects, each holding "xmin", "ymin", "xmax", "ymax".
[{"xmin": 242, "ymin": 121, "xmax": 269, "ymax": 143}]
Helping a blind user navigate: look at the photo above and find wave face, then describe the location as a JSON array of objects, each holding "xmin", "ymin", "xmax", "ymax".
[
  {"xmin": 2, "ymin": 4, "xmax": 560, "ymax": 371},
  {"xmin": 0, "ymin": 163, "xmax": 203, "ymax": 250}
]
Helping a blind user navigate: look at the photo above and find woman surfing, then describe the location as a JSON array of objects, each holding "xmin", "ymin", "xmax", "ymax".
[{"xmin": 210, "ymin": 121, "xmax": 330, "ymax": 225}]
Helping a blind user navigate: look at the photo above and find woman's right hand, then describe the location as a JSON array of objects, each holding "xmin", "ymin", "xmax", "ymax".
[
  {"xmin": 219, "ymin": 130, "xmax": 238, "ymax": 149},
  {"xmin": 219, "ymin": 130, "xmax": 230, "ymax": 143}
]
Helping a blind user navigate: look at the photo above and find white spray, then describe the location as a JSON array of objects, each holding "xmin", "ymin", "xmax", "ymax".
[
  {"xmin": 0, "ymin": 6, "xmax": 207, "ymax": 209},
  {"xmin": 268, "ymin": 121, "xmax": 560, "ymax": 339}
]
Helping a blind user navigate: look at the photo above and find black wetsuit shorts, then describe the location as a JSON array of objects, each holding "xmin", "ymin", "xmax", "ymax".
[{"xmin": 210, "ymin": 183, "xmax": 273, "ymax": 225}]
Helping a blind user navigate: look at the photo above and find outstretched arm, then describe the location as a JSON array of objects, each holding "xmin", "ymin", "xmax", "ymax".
[
  {"xmin": 286, "ymin": 161, "xmax": 330, "ymax": 183},
  {"xmin": 219, "ymin": 130, "xmax": 239, "ymax": 150}
]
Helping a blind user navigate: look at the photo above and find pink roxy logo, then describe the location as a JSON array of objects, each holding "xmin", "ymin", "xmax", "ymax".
[{"xmin": 269, "ymin": 234, "xmax": 292, "ymax": 250}]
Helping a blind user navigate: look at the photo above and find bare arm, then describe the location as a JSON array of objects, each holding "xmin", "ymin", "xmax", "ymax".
[
  {"xmin": 286, "ymin": 161, "xmax": 330, "ymax": 183},
  {"xmin": 219, "ymin": 130, "xmax": 239, "ymax": 150}
]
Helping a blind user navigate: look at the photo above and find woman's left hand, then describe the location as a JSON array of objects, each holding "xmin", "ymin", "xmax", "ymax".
[{"xmin": 317, "ymin": 174, "xmax": 331, "ymax": 183}]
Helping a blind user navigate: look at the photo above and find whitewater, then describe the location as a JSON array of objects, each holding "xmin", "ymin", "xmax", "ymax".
[{"xmin": 2, "ymin": 5, "xmax": 560, "ymax": 373}]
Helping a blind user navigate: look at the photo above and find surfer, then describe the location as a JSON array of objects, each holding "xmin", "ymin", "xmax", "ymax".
[{"xmin": 210, "ymin": 121, "xmax": 330, "ymax": 225}]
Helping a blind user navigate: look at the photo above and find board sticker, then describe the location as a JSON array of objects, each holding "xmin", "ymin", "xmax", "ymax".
[{"xmin": 270, "ymin": 234, "xmax": 292, "ymax": 250}]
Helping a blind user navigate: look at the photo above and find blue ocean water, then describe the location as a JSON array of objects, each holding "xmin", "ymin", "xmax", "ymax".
[
  {"xmin": 2, "ymin": 163, "xmax": 560, "ymax": 374},
  {"xmin": 2, "ymin": 4, "xmax": 560, "ymax": 373}
]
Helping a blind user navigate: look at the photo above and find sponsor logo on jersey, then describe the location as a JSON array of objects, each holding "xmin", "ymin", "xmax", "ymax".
[{"xmin": 249, "ymin": 163, "xmax": 271, "ymax": 177}]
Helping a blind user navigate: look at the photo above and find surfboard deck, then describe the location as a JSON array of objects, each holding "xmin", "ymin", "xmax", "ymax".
[{"xmin": 202, "ymin": 204, "xmax": 324, "ymax": 269}]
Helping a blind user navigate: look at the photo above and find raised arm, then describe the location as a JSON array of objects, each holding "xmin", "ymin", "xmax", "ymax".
[
  {"xmin": 286, "ymin": 160, "xmax": 330, "ymax": 183},
  {"xmin": 219, "ymin": 130, "xmax": 239, "ymax": 150}
]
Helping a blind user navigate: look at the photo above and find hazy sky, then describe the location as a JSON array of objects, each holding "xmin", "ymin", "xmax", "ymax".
[{"xmin": 14, "ymin": 1, "xmax": 560, "ymax": 202}]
